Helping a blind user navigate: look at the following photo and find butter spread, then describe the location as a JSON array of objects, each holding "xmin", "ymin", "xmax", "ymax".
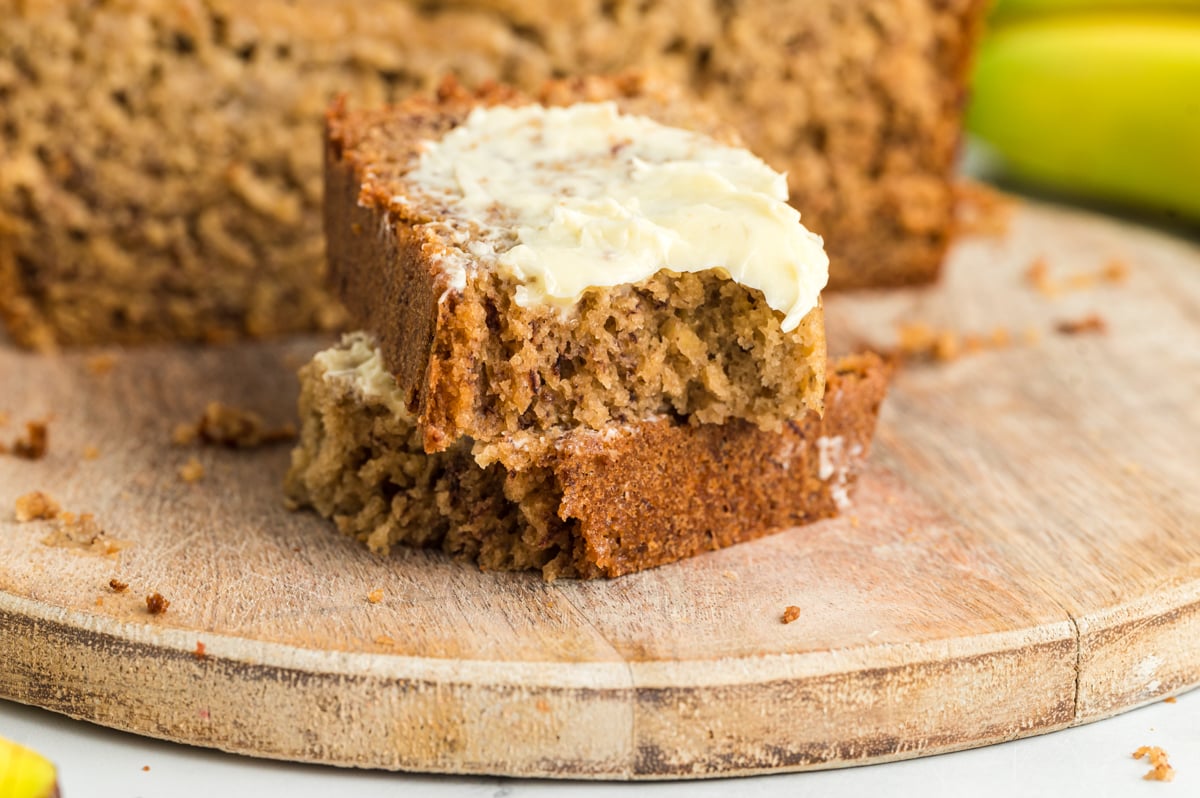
[
  {"xmin": 401, "ymin": 102, "xmax": 828, "ymax": 332},
  {"xmin": 317, "ymin": 334, "xmax": 410, "ymax": 418}
]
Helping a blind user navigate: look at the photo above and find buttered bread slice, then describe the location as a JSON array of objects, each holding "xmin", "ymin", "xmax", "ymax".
[{"xmin": 325, "ymin": 77, "xmax": 829, "ymax": 452}]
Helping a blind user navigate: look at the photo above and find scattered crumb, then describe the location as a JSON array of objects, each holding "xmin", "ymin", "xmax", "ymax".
[
  {"xmin": 781, "ymin": 605, "xmax": 802, "ymax": 624},
  {"xmin": 15, "ymin": 491, "xmax": 60, "ymax": 522},
  {"xmin": 1133, "ymin": 745, "xmax": 1175, "ymax": 782},
  {"xmin": 41, "ymin": 511, "xmax": 123, "ymax": 556},
  {"xmin": 82, "ymin": 444, "xmax": 100, "ymax": 460},
  {"xmin": 1025, "ymin": 256, "xmax": 1130, "ymax": 296},
  {"xmin": 2, "ymin": 420, "xmax": 49, "ymax": 460},
  {"xmin": 95, "ymin": 596, "xmax": 104, "ymax": 606},
  {"xmin": 145, "ymin": 592, "xmax": 170, "ymax": 615},
  {"xmin": 173, "ymin": 402, "xmax": 296, "ymax": 449},
  {"xmin": 367, "ymin": 588, "xmax": 384, "ymax": 604},
  {"xmin": 109, "ymin": 578, "xmax": 129, "ymax": 593},
  {"xmin": 193, "ymin": 641, "xmax": 207, "ymax": 660},
  {"xmin": 1055, "ymin": 314, "xmax": 1107, "ymax": 336},
  {"xmin": 374, "ymin": 635, "xmax": 396, "ymax": 646},
  {"xmin": 1163, "ymin": 696, "xmax": 1177, "ymax": 704},
  {"xmin": 535, "ymin": 698, "xmax": 552, "ymax": 713},
  {"xmin": 141, "ymin": 766, "xmax": 150, "ymax": 772},
  {"xmin": 171, "ymin": 422, "xmax": 199, "ymax": 447},
  {"xmin": 955, "ymin": 180, "xmax": 1016, "ymax": 237},
  {"xmin": 178, "ymin": 457, "xmax": 205, "ymax": 484},
  {"xmin": 85, "ymin": 353, "xmax": 117, "ymax": 376}
]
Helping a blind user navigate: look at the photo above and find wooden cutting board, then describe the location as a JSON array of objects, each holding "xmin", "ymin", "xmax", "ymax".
[{"xmin": 1, "ymin": 201, "xmax": 1197, "ymax": 780}]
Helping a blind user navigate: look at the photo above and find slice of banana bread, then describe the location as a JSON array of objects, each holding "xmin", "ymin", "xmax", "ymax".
[
  {"xmin": 0, "ymin": 0, "xmax": 986, "ymax": 348},
  {"xmin": 284, "ymin": 334, "xmax": 890, "ymax": 579},
  {"xmin": 327, "ymin": 78, "xmax": 829, "ymax": 452}
]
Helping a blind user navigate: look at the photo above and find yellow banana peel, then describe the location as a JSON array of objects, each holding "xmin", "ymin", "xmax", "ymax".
[
  {"xmin": 0, "ymin": 736, "xmax": 59, "ymax": 798},
  {"xmin": 968, "ymin": 12, "xmax": 1200, "ymax": 221}
]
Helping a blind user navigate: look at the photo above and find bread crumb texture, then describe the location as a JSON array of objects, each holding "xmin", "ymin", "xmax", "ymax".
[
  {"xmin": 14, "ymin": 491, "xmax": 60, "ymax": 522},
  {"xmin": 1133, "ymin": 746, "xmax": 1176, "ymax": 782},
  {"xmin": 367, "ymin": 589, "xmax": 384, "ymax": 604},
  {"xmin": 145, "ymin": 592, "xmax": 170, "ymax": 615},
  {"xmin": 2, "ymin": 420, "xmax": 49, "ymax": 460},
  {"xmin": 178, "ymin": 456, "xmax": 206, "ymax": 483},
  {"xmin": 173, "ymin": 402, "xmax": 296, "ymax": 449},
  {"xmin": 108, "ymin": 578, "xmax": 129, "ymax": 593},
  {"xmin": 781, "ymin": 605, "xmax": 802, "ymax": 624}
]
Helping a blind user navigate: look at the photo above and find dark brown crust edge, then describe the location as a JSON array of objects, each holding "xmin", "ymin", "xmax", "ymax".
[{"xmin": 555, "ymin": 353, "xmax": 892, "ymax": 577}]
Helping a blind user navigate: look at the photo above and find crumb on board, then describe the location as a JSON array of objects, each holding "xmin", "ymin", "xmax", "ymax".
[
  {"xmin": 1133, "ymin": 745, "xmax": 1176, "ymax": 782},
  {"xmin": 85, "ymin": 353, "xmax": 117, "ymax": 376},
  {"xmin": 141, "ymin": 766, "xmax": 150, "ymax": 772},
  {"xmin": 193, "ymin": 641, "xmax": 207, "ymax": 660},
  {"xmin": 374, "ymin": 635, "xmax": 396, "ymax": 646},
  {"xmin": 15, "ymin": 491, "xmax": 61, "ymax": 522},
  {"xmin": 367, "ymin": 588, "xmax": 384, "ymax": 604},
  {"xmin": 82, "ymin": 444, "xmax": 100, "ymax": 460},
  {"xmin": 2, "ymin": 420, "xmax": 49, "ymax": 459},
  {"xmin": 41, "ymin": 511, "xmax": 123, "ymax": 556},
  {"xmin": 109, "ymin": 578, "xmax": 128, "ymax": 593},
  {"xmin": 781, "ymin": 605, "xmax": 802, "ymax": 624},
  {"xmin": 535, "ymin": 698, "xmax": 552, "ymax": 713},
  {"xmin": 145, "ymin": 592, "xmax": 170, "ymax": 615},
  {"xmin": 954, "ymin": 180, "xmax": 1016, "ymax": 237},
  {"xmin": 173, "ymin": 402, "xmax": 296, "ymax": 449},
  {"xmin": 1055, "ymin": 314, "xmax": 1107, "ymax": 336},
  {"xmin": 1163, "ymin": 696, "xmax": 1177, "ymax": 704},
  {"xmin": 178, "ymin": 457, "xmax": 205, "ymax": 483},
  {"xmin": 1025, "ymin": 256, "xmax": 1129, "ymax": 296}
]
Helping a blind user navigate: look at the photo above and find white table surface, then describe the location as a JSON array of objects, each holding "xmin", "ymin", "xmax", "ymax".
[{"xmin": 2, "ymin": 689, "xmax": 1197, "ymax": 797}]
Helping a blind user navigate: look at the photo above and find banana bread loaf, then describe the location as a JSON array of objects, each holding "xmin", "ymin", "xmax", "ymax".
[
  {"xmin": 0, "ymin": 0, "xmax": 986, "ymax": 348},
  {"xmin": 326, "ymin": 77, "xmax": 829, "ymax": 451},
  {"xmin": 285, "ymin": 334, "xmax": 890, "ymax": 579}
]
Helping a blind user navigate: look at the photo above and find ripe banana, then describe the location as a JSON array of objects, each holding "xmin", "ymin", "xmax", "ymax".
[
  {"xmin": 967, "ymin": 13, "xmax": 1200, "ymax": 221},
  {"xmin": 0, "ymin": 737, "xmax": 59, "ymax": 798}
]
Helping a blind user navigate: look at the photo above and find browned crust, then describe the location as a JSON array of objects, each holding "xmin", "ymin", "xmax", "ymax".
[{"xmin": 554, "ymin": 353, "xmax": 891, "ymax": 577}]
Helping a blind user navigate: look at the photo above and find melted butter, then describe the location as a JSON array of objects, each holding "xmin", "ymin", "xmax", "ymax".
[{"xmin": 403, "ymin": 102, "xmax": 828, "ymax": 331}]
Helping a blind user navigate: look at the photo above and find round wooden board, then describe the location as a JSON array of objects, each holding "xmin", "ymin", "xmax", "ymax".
[{"xmin": 1, "ymin": 201, "xmax": 1198, "ymax": 779}]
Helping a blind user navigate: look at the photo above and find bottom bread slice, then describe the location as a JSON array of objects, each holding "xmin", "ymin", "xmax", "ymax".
[{"xmin": 285, "ymin": 333, "xmax": 890, "ymax": 579}]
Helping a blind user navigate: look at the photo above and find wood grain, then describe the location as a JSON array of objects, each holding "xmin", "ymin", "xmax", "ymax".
[{"xmin": 0, "ymin": 200, "xmax": 1197, "ymax": 778}]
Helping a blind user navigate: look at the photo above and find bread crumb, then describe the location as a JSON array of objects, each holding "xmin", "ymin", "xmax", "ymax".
[
  {"xmin": 178, "ymin": 457, "xmax": 205, "ymax": 483},
  {"xmin": 374, "ymin": 634, "xmax": 396, "ymax": 646},
  {"xmin": 142, "ymin": 766, "xmax": 150, "ymax": 772},
  {"xmin": 82, "ymin": 444, "xmax": 101, "ymax": 460},
  {"xmin": 145, "ymin": 592, "xmax": 170, "ymax": 615},
  {"xmin": 85, "ymin": 353, "xmax": 117, "ymax": 376},
  {"xmin": 109, "ymin": 578, "xmax": 129, "ymax": 593},
  {"xmin": 781, "ymin": 605, "xmax": 801, "ymax": 624},
  {"xmin": 1055, "ymin": 314, "xmax": 1107, "ymax": 336},
  {"xmin": 367, "ymin": 588, "xmax": 384, "ymax": 604},
  {"xmin": 15, "ymin": 491, "xmax": 60, "ymax": 522},
  {"xmin": 895, "ymin": 322, "xmax": 1023, "ymax": 364},
  {"xmin": 95, "ymin": 596, "xmax": 104, "ymax": 606},
  {"xmin": 3, "ymin": 420, "xmax": 49, "ymax": 460},
  {"xmin": 535, "ymin": 698, "xmax": 552, "ymax": 713},
  {"xmin": 193, "ymin": 641, "xmax": 207, "ymax": 660},
  {"xmin": 1163, "ymin": 696, "xmax": 1177, "ymax": 704},
  {"xmin": 1133, "ymin": 745, "xmax": 1175, "ymax": 781},
  {"xmin": 42, "ymin": 511, "xmax": 123, "ymax": 555},
  {"xmin": 1025, "ymin": 257, "xmax": 1130, "ymax": 296},
  {"xmin": 955, "ymin": 180, "xmax": 1015, "ymax": 237},
  {"xmin": 174, "ymin": 402, "xmax": 296, "ymax": 449}
]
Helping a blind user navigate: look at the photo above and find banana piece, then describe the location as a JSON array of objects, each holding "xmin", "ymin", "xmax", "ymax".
[
  {"xmin": 968, "ymin": 15, "xmax": 1200, "ymax": 221},
  {"xmin": 0, "ymin": 737, "xmax": 59, "ymax": 798}
]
